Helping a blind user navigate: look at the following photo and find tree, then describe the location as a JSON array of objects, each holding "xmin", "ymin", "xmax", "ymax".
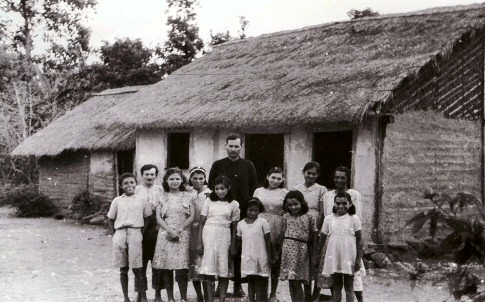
[
  {"xmin": 160, "ymin": 0, "xmax": 204, "ymax": 74},
  {"xmin": 55, "ymin": 38, "xmax": 162, "ymax": 109},
  {"xmin": 0, "ymin": 0, "xmax": 96, "ymax": 71},
  {"xmin": 237, "ymin": 16, "xmax": 249, "ymax": 39},
  {"xmin": 208, "ymin": 16, "xmax": 249, "ymax": 48},
  {"xmin": 347, "ymin": 8, "xmax": 380, "ymax": 20},
  {"xmin": 0, "ymin": 0, "xmax": 95, "ymax": 186}
]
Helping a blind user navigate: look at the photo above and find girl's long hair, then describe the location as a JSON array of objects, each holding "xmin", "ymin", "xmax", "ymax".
[
  {"xmin": 209, "ymin": 176, "xmax": 233, "ymax": 202},
  {"xmin": 162, "ymin": 167, "xmax": 188, "ymax": 192},
  {"xmin": 282, "ymin": 190, "xmax": 309, "ymax": 215},
  {"xmin": 332, "ymin": 192, "xmax": 356, "ymax": 215}
]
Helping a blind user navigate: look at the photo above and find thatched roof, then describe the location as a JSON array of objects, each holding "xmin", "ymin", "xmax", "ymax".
[
  {"xmin": 11, "ymin": 86, "xmax": 143, "ymax": 156},
  {"xmin": 99, "ymin": 3, "xmax": 485, "ymax": 130}
]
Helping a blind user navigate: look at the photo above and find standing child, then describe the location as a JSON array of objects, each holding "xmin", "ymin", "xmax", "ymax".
[
  {"xmin": 197, "ymin": 176, "xmax": 240, "ymax": 302},
  {"xmin": 293, "ymin": 162, "xmax": 328, "ymax": 300},
  {"xmin": 253, "ymin": 167, "xmax": 288, "ymax": 302},
  {"xmin": 237, "ymin": 197, "xmax": 273, "ymax": 302},
  {"xmin": 152, "ymin": 168, "xmax": 195, "ymax": 302},
  {"xmin": 314, "ymin": 192, "xmax": 363, "ymax": 302},
  {"xmin": 188, "ymin": 166, "xmax": 211, "ymax": 302},
  {"xmin": 107, "ymin": 173, "xmax": 153, "ymax": 302},
  {"xmin": 279, "ymin": 190, "xmax": 317, "ymax": 302}
]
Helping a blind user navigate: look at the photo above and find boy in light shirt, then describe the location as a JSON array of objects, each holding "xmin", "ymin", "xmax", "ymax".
[{"xmin": 108, "ymin": 173, "xmax": 152, "ymax": 302}]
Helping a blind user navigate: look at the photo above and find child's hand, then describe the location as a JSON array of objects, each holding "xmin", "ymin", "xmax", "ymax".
[
  {"xmin": 354, "ymin": 259, "xmax": 361, "ymax": 272},
  {"xmin": 166, "ymin": 229, "xmax": 179, "ymax": 241}
]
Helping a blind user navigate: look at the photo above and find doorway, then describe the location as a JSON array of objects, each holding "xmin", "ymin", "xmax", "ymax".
[
  {"xmin": 245, "ymin": 134, "xmax": 285, "ymax": 187},
  {"xmin": 116, "ymin": 149, "xmax": 135, "ymax": 195},
  {"xmin": 313, "ymin": 131, "xmax": 353, "ymax": 189}
]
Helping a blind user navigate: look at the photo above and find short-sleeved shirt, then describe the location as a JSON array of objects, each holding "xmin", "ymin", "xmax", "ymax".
[
  {"xmin": 107, "ymin": 194, "xmax": 152, "ymax": 230},
  {"xmin": 323, "ymin": 189, "xmax": 362, "ymax": 220},
  {"xmin": 253, "ymin": 187, "xmax": 288, "ymax": 215},
  {"xmin": 321, "ymin": 213, "xmax": 362, "ymax": 236},
  {"xmin": 201, "ymin": 199, "xmax": 240, "ymax": 228},
  {"xmin": 135, "ymin": 184, "xmax": 163, "ymax": 211},
  {"xmin": 293, "ymin": 183, "xmax": 327, "ymax": 215}
]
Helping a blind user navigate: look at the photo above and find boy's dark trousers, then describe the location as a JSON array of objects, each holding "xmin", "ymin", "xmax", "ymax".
[{"xmin": 135, "ymin": 214, "xmax": 162, "ymax": 291}]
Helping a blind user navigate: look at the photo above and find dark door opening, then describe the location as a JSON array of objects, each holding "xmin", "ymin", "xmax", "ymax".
[
  {"xmin": 313, "ymin": 131, "xmax": 353, "ymax": 189},
  {"xmin": 117, "ymin": 149, "xmax": 135, "ymax": 195},
  {"xmin": 245, "ymin": 134, "xmax": 284, "ymax": 187}
]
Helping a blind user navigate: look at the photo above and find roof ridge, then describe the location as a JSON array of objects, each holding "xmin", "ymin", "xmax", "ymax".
[{"xmin": 215, "ymin": 3, "xmax": 485, "ymax": 48}]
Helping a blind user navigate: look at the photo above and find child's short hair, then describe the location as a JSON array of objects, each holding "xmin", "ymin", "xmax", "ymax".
[
  {"xmin": 303, "ymin": 161, "xmax": 321, "ymax": 174},
  {"xmin": 332, "ymin": 192, "xmax": 356, "ymax": 215},
  {"xmin": 119, "ymin": 173, "xmax": 136, "ymax": 186},
  {"xmin": 162, "ymin": 167, "xmax": 188, "ymax": 192},
  {"xmin": 263, "ymin": 167, "xmax": 285, "ymax": 189},
  {"xmin": 209, "ymin": 176, "xmax": 233, "ymax": 202},
  {"xmin": 282, "ymin": 190, "xmax": 309, "ymax": 215},
  {"xmin": 140, "ymin": 164, "xmax": 159, "ymax": 176},
  {"xmin": 246, "ymin": 197, "xmax": 265, "ymax": 213}
]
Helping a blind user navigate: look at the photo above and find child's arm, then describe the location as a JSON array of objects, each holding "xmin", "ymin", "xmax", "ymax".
[
  {"xmin": 236, "ymin": 235, "xmax": 242, "ymax": 253},
  {"xmin": 156, "ymin": 205, "xmax": 179, "ymax": 239},
  {"xmin": 196, "ymin": 215, "xmax": 207, "ymax": 255},
  {"xmin": 108, "ymin": 219, "xmax": 115, "ymax": 236},
  {"xmin": 264, "ymin": 233, "xmax": 274, "ymax": 264},
  {"xmin": 230, "ymin": 221, "xmax": 238, "ymax": 258},
  {"xmin": 313, "ymin": 232, "xmax": 327, "ymax": 267},
  {"xmin": 142, "ymin": 216, "xmax": 150, "ymax": 235},
  {"xmin": 355, "ymin": 229, "xmax": 363, "ymax": 272},
  {"xmin": 176, "ymin": 201, "xmax": 195, "ymax": 235}
]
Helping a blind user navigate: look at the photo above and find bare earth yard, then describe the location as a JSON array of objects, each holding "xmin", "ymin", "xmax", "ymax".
[{"xmin": 0, "ymin": 206, "xmax": 468, "ymax": 302}]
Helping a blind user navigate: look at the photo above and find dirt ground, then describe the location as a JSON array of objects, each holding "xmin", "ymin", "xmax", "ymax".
[{"xmin": 0, "ymin": 206, "xmax": 473, "ymax": 302}]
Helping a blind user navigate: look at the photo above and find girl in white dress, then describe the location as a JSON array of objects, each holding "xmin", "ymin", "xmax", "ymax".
[
  {"xmin": 253, "ymin": 167, "xmax": 288, "ymax": 302},
  {"xmin": 188, "ymin": 166, "xmax": 211, "ymax": 302},
  {"xmin": 237, "ymin": 197, "xmax": 272, "ymax": 302},
  {"xmin": 314, "ymin": 192, "xmax": 363, "ymax": 302},
  {"xmin": 196, "ymin": 176, "xmax": 240, "ymax": 302}
]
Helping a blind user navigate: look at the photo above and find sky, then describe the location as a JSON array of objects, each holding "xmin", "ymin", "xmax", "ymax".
[{"xmin": 88, "ymin": 0, "xmax": 483, "ymax": 49}]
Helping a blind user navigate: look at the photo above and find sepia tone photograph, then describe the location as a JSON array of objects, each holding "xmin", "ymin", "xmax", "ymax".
[{"xmin": 1, "ymin": 0, "xmax": 484, "ymax": 301}]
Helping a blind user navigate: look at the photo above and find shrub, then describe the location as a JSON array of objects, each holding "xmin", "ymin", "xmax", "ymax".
[
  {"xmin": 1, "ymin": 185, "xmax": 57, "ymax": 217},
  {"xmin": 71, "ymin": 190, "xmax": 106, "ymax": 219},
  {"xmin": 406, "ymin": 188, "xmax": 485, "ymax": 300}
]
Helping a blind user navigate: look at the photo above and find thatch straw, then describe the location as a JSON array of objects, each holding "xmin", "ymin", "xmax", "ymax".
[
  {"xmin": 11, "ymin": 86, "xmax": 145, "ymax": 156},
  {"xmin": 96, "ymin": 3, "xmax": 485, "ymax": 130}
]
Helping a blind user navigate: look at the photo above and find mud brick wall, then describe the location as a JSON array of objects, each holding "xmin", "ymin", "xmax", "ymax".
[
  {"xmin": 391, "ymin": 31, "xmax": 483, "ymax": 121},
  {"xmin": 39, "ymin": 151, "xmax": 90, "ymax": 209},
  {"xmin": 381, "ymin": 111, "xmax": 481, "ymax": 243},
  {"xmin": 88, "ymin": 151, "xmax": 117, "ymax": 204}
]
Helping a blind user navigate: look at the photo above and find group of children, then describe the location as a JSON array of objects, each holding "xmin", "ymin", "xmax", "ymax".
[{"xmin": 107, "ymin": 162, "xmax": 364, "ymax": 302}]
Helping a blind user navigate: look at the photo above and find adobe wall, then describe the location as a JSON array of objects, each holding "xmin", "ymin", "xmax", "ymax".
[
  {"xmin": 381, "ymin": 111, "xmax": 481, "ymax": 242},
  {"xmin": 39, "ymin": 151, "xmax": 90, "ymax": 209},
  {"xmin": 89, "ymin": 151, "xmax": 117, "ymax": 203}
]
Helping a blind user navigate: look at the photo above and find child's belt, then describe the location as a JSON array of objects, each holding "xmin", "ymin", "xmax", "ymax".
[
  {"xmin": 117, "ymin": 226, "xmax": 142, "ymax": 230},
  {"xmin": 283, "ymin": 236, "xmax": 308, "ymax": 243}
]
